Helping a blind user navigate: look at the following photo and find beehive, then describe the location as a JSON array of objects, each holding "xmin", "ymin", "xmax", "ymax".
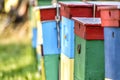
[
  {"xmin": 73, "ymin": 17, "xmax": 104, "ymax": 80},
  {"xmin": 100, "ymin": 6, "xmax": 120, "ymax": 80}
]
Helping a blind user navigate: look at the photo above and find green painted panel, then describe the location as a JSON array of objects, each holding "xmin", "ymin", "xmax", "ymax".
[
  {"xmin": 74, "ymin": 35, "xmax": 104, "ymax": 80},
  {"xmin": 75, "ymin": 75, "xmax": 83, "ymax": 80},
  {"xmin": 85, "ymin": 40, "xmax": 104, "ymax": 80},
  {"xmin": 44, "ymin": 54, "xmax": 60, "ymax": 80},
  {"xmin": 74, "ymin": 35, "xmax": 86, "ymax": 80}
]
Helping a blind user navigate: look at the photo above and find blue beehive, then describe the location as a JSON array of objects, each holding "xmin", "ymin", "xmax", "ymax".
[
  {"xmin": 42, "ymin": 21, "xmax": 61, "ymax": 55},
  {"xmin": 61, "ymin": 16, "xmax": 74, "ymax": 58},
  {"xmin": 104, "ymin": 28, "xmax": 120, "ymax": 80},
  {"xmin": 32, "ymin": 27, "xmax": 37, "ymax": 48}
]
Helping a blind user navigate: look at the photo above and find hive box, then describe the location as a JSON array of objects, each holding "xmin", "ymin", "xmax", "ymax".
[
  {"xmin": 99, "ymin": 6, "xmax": 120, "ymax": 27},
  {"xmin": 41, "ymin": 21, "xmax": 61, "ymax": 55},
  {"xmin": 60, "ymin": 2, "xmax": 92, "ymax": 58},
  {"xmin": 104, "ymin": 28, "xmax": 120, "ymax": 80},
  {"xmin": 74, "ymin": 17, "xmax": 104, "ymax": 40},
  {"xmin": 59, "ymin": 1, "xmax": 93, "ymax": 18},
  {"xmin": 73, "ymin": 17, "xmax": 104, "ymax": 80},
  {"xmin": 60, "ymin": 2, "xmax": 93, "ymax": 58},
  {"xmin": 38, "ymin": 6, "xmax": 58, "ymax": 21}
]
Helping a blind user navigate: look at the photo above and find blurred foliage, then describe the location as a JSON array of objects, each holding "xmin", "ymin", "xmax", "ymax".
[{"xmin": 0, "ymin": 43, "xmax": 41, "ymax": 80}]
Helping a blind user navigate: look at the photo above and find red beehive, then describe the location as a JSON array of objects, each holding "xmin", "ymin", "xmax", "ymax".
[
  {"xmin": 73, "ymin": 17, "xmax": 104, "ymax": 40},
  {"xmin": 98, "ymin": 6, "xmax": 120, "ymax": 27},
  {"xmin": 88, "ymin": 1, "xmax": 120, "ymax": 17},
  {"xmin": 59, "ymin": 1, "xmax": 93, "ymax": 19},
  {"xmin": 38, "ymin": 6, "xmax": 57, "ymax": 21}
]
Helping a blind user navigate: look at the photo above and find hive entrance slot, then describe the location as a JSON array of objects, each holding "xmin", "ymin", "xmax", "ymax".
[
  {"xmin": 77, "ymin": 44, "xmax": 81, "ymax": 54},
  {"xmin": 112, "ymin": 32, "xmax": 114, "ymax": 38}
]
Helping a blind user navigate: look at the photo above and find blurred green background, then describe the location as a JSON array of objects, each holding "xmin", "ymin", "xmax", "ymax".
[{"xmin": 0, "ymin": 42, "xmax": 41, "ymax": 80}]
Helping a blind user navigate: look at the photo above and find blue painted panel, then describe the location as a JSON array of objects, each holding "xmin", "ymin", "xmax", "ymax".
[
  {"xmin": 32, "ymin": 27, "xmax": 37, "ymax": 48},
  {"xmin": 42, "ymin": 21, "xmax": 61, "ymax": 55},
  {"xmin": 104, "ymin": 28, "xmax": 120, "ymax": 80},
  {"xmin": 61, "ymin": 16, "xmax": 74, "ymax": 58}
]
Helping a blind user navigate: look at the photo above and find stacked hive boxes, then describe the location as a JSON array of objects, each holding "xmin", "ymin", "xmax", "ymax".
[
  {"xmin": 59, "ymin": 1, "xmax": 120, "ymax": 80},
  {"xmin": 99, "ymin": 6, "xmax": 120, "ymax": 80},
  {"xmin": 36, "ymin": 6, "xmax": 61, "ymax": 80},
  {"xmin": 73, "ymin": 17, "xmax": 104, "ymax": 80},
  {"xmin": 59, "ymin": 2, "xmax": 93, "ymax": 80}
]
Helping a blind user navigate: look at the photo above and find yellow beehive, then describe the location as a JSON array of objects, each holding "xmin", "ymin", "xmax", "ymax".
[
  {"xmin": 60, "ymin": 53, "xmax": 74, "ymax": 80},
  {"xmin": 41, "ymin": 57, "xmax": 46, "ymax": 80}
]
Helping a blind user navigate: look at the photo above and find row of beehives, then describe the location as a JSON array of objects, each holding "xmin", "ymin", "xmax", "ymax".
[{"xmin": 31, "ymin": 1, "xmax": 120, "ymax": 80}]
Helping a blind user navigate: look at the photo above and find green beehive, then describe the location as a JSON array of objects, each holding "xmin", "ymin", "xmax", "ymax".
[
  {"xmin": 44, "ymin": 54, "xmax": 60, "ymax": 80},
  {"xmin": 74, "ymin": 35, "xmax": 104, "ymax": 80},
  {"xmin": 73, "ymin": 18, "xmax": 104, "ymax": 80}
]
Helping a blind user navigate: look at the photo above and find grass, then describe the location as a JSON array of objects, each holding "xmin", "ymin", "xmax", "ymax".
[{"xmin": 0, "ymin": 42, "xmax": 41, "ymax": 80}]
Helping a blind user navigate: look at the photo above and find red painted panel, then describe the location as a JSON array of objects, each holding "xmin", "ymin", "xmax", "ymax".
[
  {"xmin": 40, "ymin": 8, "xmax": 56, "ymax": 21},
  {"xmin": 73, "ymin": 17, "xmax": 104, "ymax": 40},
  {"xmin": 99, "ymin": 6, "xmax": 120, "ymax": 27},
  {"xmin": 88, "ymin": 1, "xmax": 120, "ymax": 17},
  {"xmin": 59, "ymin": 2, "xmax": 93, "ymax": 19},
  {"xmin": 86, "ymin": 26, "xmax": 104, "ymax": 40},
  {"xmin": 59, "ymin": 1, "xmax": 120, "ymax": 19}
]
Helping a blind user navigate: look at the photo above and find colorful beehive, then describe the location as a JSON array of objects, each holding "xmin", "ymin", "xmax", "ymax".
[
  {"xmin": 88, "ymin": 1, "xmax": 120, "ymax": 17},
  {"xmin": 104, "ymin": 28, "xmax": 120, "ymax": 80},
  {"xmin": 99, "ymin": 6, "xmax": 120, "ymax": 80},
  {"xmin": 30, "ymin": 6, "xmax": 39, "ymax": 71},
  {"xmin": 35, "ymin": 5, "xmax": 61, "ymax": 55},
  {"xmin": 60, "ymin": 53, "xmax": 74, "ymax": 80},
  {"xmin": 44, "ymin": 54, "xmax": 60, "ymax": 80},
  {"xmin": 73, "ymin": 17, "xmax": 104, "ymax": 80},
  {"xmin": 35, "ymin": 6, "xmax": 61, "ymax": 80},
  {"xmin": 59, "ymin": 2, "xmax": 93, "ymax": 59}
]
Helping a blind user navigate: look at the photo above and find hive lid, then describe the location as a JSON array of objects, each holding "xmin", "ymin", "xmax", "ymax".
[
  {"xmin": 98, "ymin": 5, "xmax": 120, "ymax": 10},
  {"xmin": 72, "ymin": 17, "xmax": 101, "ymax": 26},
  {"xmin": 34, "ymin": 5, "xmax": 60, "ymax": 10},
  {"xmin": 73, "ymin": 17, "xmax": 103, "ymax": 40},
  {"xmin": 59, "ymin": 1, "xmax": 93, "ymax": 7},
  {"xmin": 88, "ymin": 1, "xmax": 120, "ymax": 6}
]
